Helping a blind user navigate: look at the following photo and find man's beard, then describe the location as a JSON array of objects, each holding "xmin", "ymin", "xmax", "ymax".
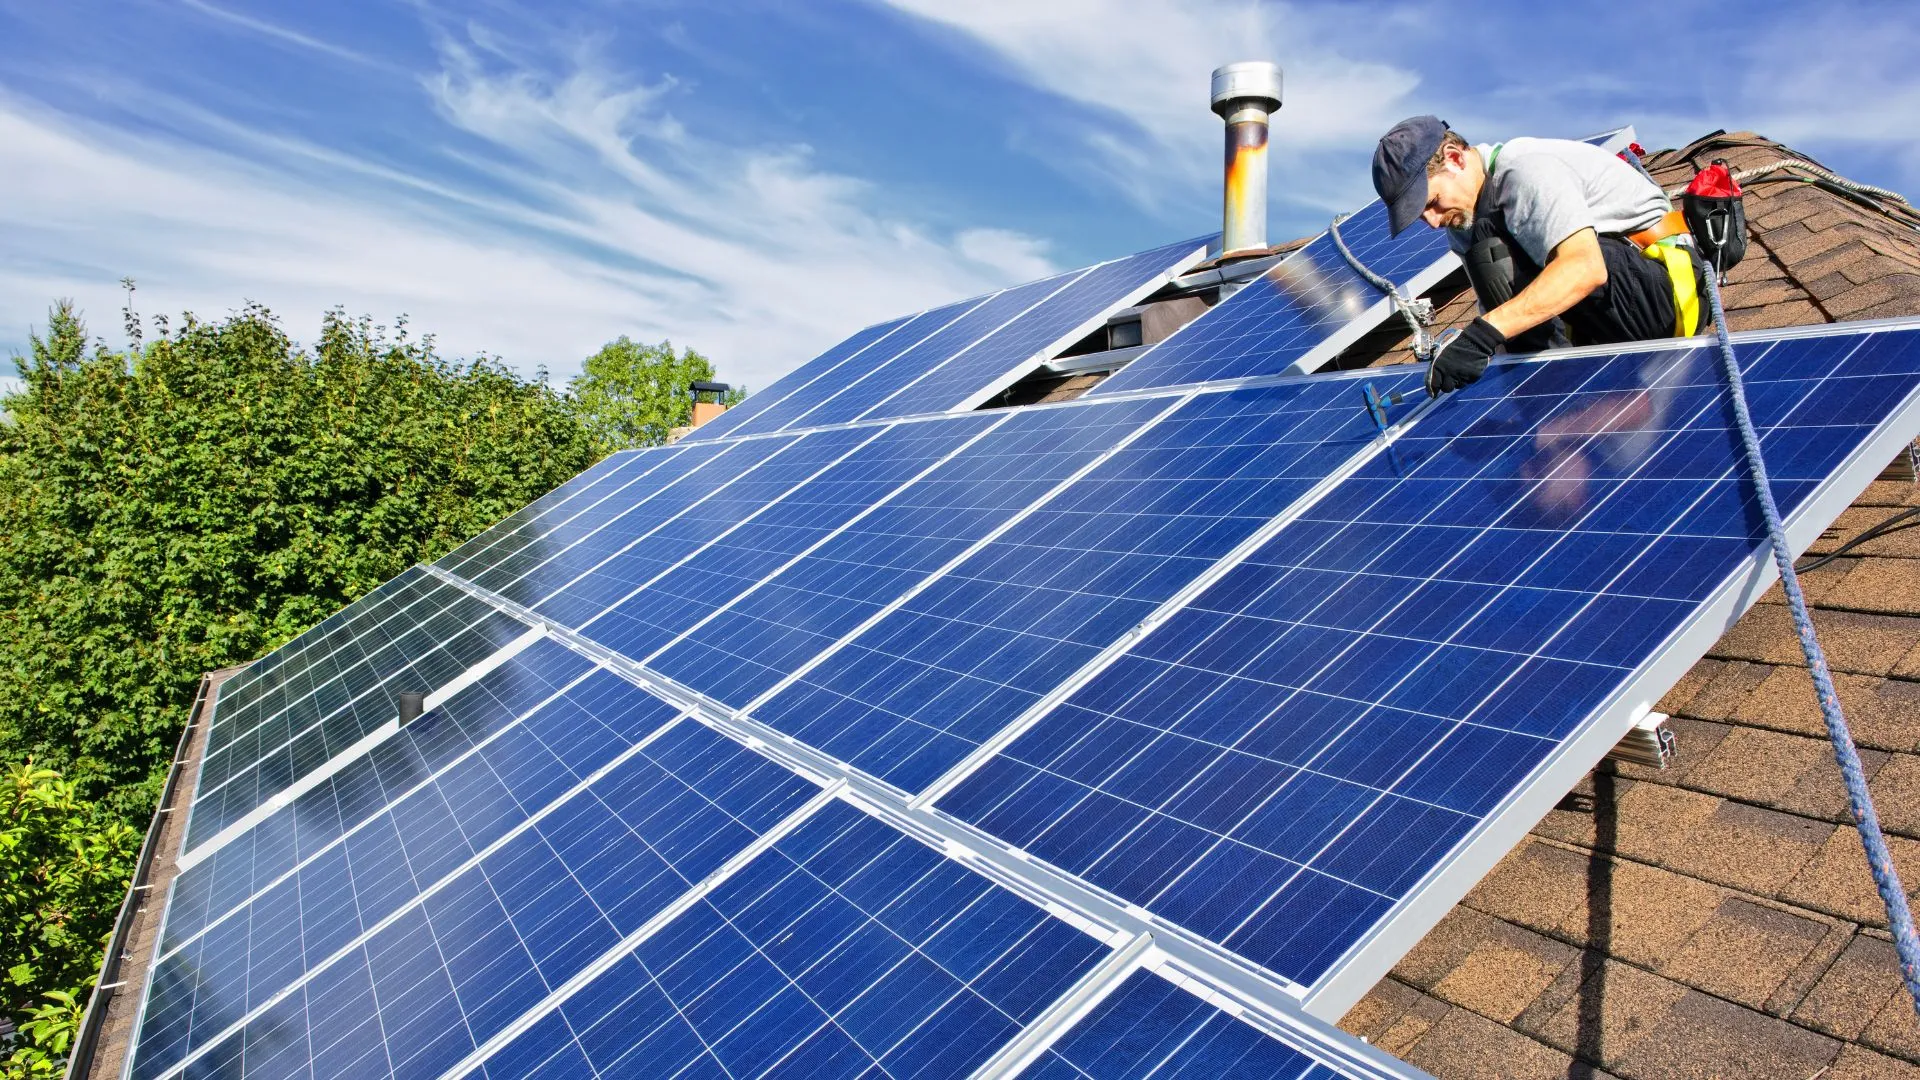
[{"xmin": 1448, "ymin": 206, "xmax": 1475, "ymax": 229}]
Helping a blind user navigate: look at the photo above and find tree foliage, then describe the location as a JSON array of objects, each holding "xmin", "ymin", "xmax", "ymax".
[
  {"xmin": 1, "ymin": 761, "xmax": 134, "ymax": 1076},
  {"xmin": 0, "ymin": 300, "xmax": 606, "ymax": 1062},
  {"xmin": 568, "ymin": 336, "xmax": 745, "ymax": 449}
]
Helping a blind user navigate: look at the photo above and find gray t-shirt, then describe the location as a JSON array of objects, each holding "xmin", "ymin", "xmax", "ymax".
[{"xmin": 1446, "ymin": 137, "xmax": 1671, "ymax": 266}]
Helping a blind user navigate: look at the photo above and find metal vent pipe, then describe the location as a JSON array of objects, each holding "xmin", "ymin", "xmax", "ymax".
[{"xmin": 1211, "ymin": 61, "xmax": 1284, "ymax": 258}]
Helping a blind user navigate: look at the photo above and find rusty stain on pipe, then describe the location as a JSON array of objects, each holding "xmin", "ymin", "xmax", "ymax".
[{"xmin": 1210, "ymin": 62, "xmax": 1284, "ymax": 258}]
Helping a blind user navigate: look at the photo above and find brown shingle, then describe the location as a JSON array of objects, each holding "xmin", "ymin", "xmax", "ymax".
[
  {"xmin": 1780, "ymin": 830, "xmax": 1920, "ymax": 928},
  {"xmin": 1607, "ymin": 990, "xmax": 1842, "ymax": 1080},
  {"xmin": 1868, "ymin": 755, "xmax": 1920, "ymax": 837},
  {"xmin": 1528, "ymin": 958, "xmax": 1690, "ymax": 1068},
  {"xmin": 1656, "ymin": 896, "xmax": 1836, "ymax": 1011},
  {"xmin": 1532, "ymin": 782, "xmax": 1833, "ymax": 895},
  {"xmin": 1711, "ymin": 605, "xmax": 1920, "ymax": 676},
  {"xmin": 1796, "ymin": 935, "xmax": 1913, "ymax": 1044},
  {"xmin": 1681, "ymin": 724, "xmax": 1890, "ymax": 824},
  {"xmin": 1398, "ymin": 1005, "xmax": 1608, "ymax": 1080},
  {"xmin": 1733, "ymin": 667, "xmax": 1920, "ymax": 752},
  {"xmin": 1831, "ymin": 1044, "xmax": 1920, "ymax": 1080}
]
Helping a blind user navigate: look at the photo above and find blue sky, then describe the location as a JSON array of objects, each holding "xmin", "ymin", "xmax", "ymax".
[{"xmin": 3, "ymin": 0, "xmax": 1917, "ymax": 391}]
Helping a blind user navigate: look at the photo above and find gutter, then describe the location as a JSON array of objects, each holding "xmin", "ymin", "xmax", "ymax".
[{"xmin": 63, "ymin": 668, "xmax": 223, "ymax": 1080}]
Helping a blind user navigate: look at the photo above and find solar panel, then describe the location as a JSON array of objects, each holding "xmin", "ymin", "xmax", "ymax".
[
  {"xmin": 643, "ymin": 396, "xmax": 1178, "ymax": 706},
  {"xmin": 460, "ymin": 436, "xmax": 795, "ymax": 620},
  {"xmin": 679, "ymin": 315, "xmax": 916, "ymax": 443},
  {"xmin": 165, "ymin": 640, "xmax": 595, "ymax": 929},
  {"xmin": 465, "ymin": 800, "xmax": 1114, "ymax": 1079},
  {"xmin": 132, "ymin": 705, "xmax": 816, "ymax": 1079},
  {"xmin": 1086, "ymin": 129, "xmax": 1637, "ymax": 397},
  {"xmin": 940, "ymin": 321, "xmax": 1920, "ymax": 1008},
  {"xmin": 186, "ymin": 578, "xmax": 535, "ymax": 850},
  {"xmin": 740, "ymin": 372, "xmax": 1425, "ymax": 794},
  {"xmin": 783, "ymin": 273, "xmax": 1093, "ymax": 432},
  {"xmin": 854, "ymin": 238, "xmax": 1211, "ymax": 422},
  {"xmin": 709, "ymin": 240, "xmax": 1211, "ymax": 440},
  {"xmin": 706, "ymin": 298, "xmax": 988, "ymax": 440},
  {"xmin": 1024, "ymin": 966, "xmax": 1416, "ymax": 1079},
  {"xmin": 125, "ymin": 228, "xmax": 1920, "ymax": 1080},
  {"xmin": 1086, "ymin": 203, "xmax": 1452, "ymax": 395},
  {"xmin": 582, "ymin": 413, "xmax": 1006, "ymax": 661}
]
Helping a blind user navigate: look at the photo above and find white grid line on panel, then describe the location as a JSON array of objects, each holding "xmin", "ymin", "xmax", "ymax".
[
  {"xmin": 908, "ymin": 392, "xmax": 1439, "ymax": 810},
  {"xmin": 723, "ymin": 392, "xmax": 1202, "ymax": 727},
  {"xmin": 628, "ymin": 413, "xmax": 1018, "ymax": 665},
  {"xmin": 556, "ymin": 424, "xmax": 898, "ymax": 635},
  {"xmin": 775, "ymin": 296, "xmax": 997, "ymax": 434},
  {"xmin": 965, "ymin": 933, "xmax": 1154, "ymax": 1080},
  {"xmin": 949, "ymin": 243, "xmax": 1214, "ymax": 417},
  {"xmin": 683, "ymin": 312, "xmax": 925, "ymax": 443},
  {"xmin": 185, "ymin": 584, "xmax": 507, "ymax": 842},
  {"xmin": 473, "ymin": 433, "xmax": 807, "ymax": 612},
  {"xmin": 851, "ymin": 266, "xmax": 1099, "ymax": 423},
  {"xmin": 440, "ymin": 449, "xmax": 658, "ymax": 578},
  {"xmin": 154, "ymin": 657, "xmax": 610, "ymax": 965},
  {"xmin": 447, "ymin": 445, "xmax": 709, "ymax": 582},
  {"xmin": 175, "ymin": 624, "xmax": 548, "ymax": 871},
  {"xmin": 200, "ymin": 571, "xmax": 452, "ymax": 756},
  {"xmin": 133, "ymin": 705, "xmax": 705, "ymax": 1080},
  {"xmin": 436, "ymin": 784, "xmax": 842, "ymax": 1079}
]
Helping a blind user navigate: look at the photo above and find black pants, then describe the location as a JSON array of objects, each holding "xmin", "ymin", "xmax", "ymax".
[
  {"xmin": 1561, "ymin": 236, "xmax": 1697, "ymax": 346},
  {"xmin": 1464, "ymin": 224, "xmax": 1702, "ymax": 350}
]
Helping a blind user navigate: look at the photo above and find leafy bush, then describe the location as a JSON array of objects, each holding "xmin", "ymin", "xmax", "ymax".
[
  {"xmin": 1, "ymin": 762, "xmax": 135, "ymax": 1076},
  {"xmin": 0, "ymin": 300, "xmax": 607, "ymax": 1060}
]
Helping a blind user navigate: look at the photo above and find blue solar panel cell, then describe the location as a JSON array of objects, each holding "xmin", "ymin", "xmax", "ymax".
[
  {"xmin": 189, "ymin": 598, "xmax": 535, "ymax": 849},
  {"xmin": 857, "ymin": 238, "xmax": 1210, "ymax": 422},
  {"xmin": 472, "ymin": 435, "xmax": 797, "ymax": 613},
  {"xmin": 746, "ymin": 371, "xmax": 1425, "ymax": 794},
  {"xmin": 943, "ymin": 326, "xmax": 1920, "ymax": 987},
  {"xmin": 682, "ymin": 315, "xmax": 915, "ymax": 443},
  {"xmin": 786, "ymin": 274, "xmax": 1085, "ymax": 432},
  {"xmin": 645, "ymin": 396, "xmax": 1177, "ymax": 709},
  {"xmin": 164, "ymin": 639, "xmax": 596, "ymax": 951},
  {"xmin": 1025, "ymin": 969, "xmax": 1364, "ymax": 1079},
  {"xmin": 478, "ymin": 800, "xmax": 1110, "ymax": 1080},
  {"xmin": 131, "ymin": 716, "xmax": 819, "ymax": 1080},
  {"xmin": 202, "ymin": 568, "xmax": 444, "ymax": 754},
  {"xmin": 1088, "ymin": 203, "xmax": 1452, "ymax": 396},
  {"xmin": 142, "ymin": 673, "xmax": 688, "ymax": 1076},
  {"xmin": 581, "ymin": 414, "xmax": 1002, "ymax": 661},
  {"xmin": 719, "ymin": 298, "xmax": 986, "ymax": 439},
  {"xmin": 527, "ymin": 425, "xmax": 885, "ymax": 629},
  {"xmin": 437, "ymin": 449, "xmax": 656, "ymax": 578}
]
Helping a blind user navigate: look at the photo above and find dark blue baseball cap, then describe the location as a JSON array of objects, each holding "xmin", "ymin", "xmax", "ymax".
[{"xmin": 1372, "ymin": 115, "xmax": 1449, "ymax": 236}]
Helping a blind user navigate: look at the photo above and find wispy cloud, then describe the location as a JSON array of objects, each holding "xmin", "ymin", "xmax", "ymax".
[
  {"xmin": 0, "ymin": 31, "xmax": 1057, "ymax": 388},
  {"xmin": 876, "ymin": 0, "xmax": 1420, "ymax": 213},
  {"xmin": 178, "ymin": 0, "xmax": 387, "ymax": 69}
]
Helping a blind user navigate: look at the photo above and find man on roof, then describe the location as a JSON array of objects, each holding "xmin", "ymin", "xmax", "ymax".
[{"xmin": 1371, "ymin": 115, "xmax": 1705, "ymax": 394}]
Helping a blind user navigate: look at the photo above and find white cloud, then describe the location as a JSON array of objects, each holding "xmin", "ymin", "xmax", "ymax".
[
  {"xmin": 877, "ymin": 0, "xmax": 1419, "ymax": 211},
  {"xmin": 0, "ymin": 41, "xmax": 1057, "ymax": 390}
]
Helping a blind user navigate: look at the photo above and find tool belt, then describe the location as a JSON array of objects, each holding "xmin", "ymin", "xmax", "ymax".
[{"xmin": 1623, "ymin": 209, "xmax": 1702, "ymax": 338}]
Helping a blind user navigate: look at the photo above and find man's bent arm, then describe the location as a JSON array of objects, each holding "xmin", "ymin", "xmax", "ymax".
[{"xmin": 1482, "ymin": 227, "xmax": 1608, "ymax": 339}]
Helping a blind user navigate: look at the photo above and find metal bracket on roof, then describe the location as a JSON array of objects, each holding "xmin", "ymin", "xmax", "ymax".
[{"xmin": 1604, "ymin": 712, "xmax": 1677, "ymax": 770}]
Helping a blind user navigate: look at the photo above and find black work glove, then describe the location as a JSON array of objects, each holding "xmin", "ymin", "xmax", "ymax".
[{"xmin": 1426, "ymin": 316, "xmax": 1506, "ymax": 395}]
